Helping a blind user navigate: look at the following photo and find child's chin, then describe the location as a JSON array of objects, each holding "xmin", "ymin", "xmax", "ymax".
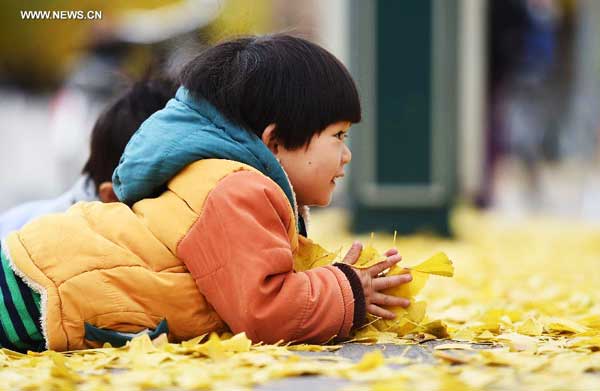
[
  {"xmin": 307, "ymin": 197, "xmax": 331, "ymax": 208},
  {"xmin": 305, "ymin": 191, "xmax": 334, "ymax": 207},
  {"xmin": 317, "ymin": 195, "xmax": 333, "ymax": 207}
]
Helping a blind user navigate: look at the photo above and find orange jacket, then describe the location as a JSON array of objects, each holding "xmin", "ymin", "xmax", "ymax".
[{"xmin": 4, "ymin": 159, "xmax": 359, "ymax": 351}]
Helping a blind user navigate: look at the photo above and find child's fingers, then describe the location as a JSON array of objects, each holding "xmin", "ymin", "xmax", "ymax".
[
  {"xmin": 372, "ymin": 273, "xmax": 412, "ymax": 290},
  {"xmin": 367, "ymin": 304, "xmax": 397, "ymax": 319},
  {"xmin": 368, "ymin": 254, "xmax": 402, "ymax": 276},
  {"xmin": 371, "ymin": 292, "xmax": 410, "ymax": 308},
  {"xmin": 342, "ymin": 241, "xmax": 363, "ymax": 264},
  {"xmin": 384, "ymin": 248, "xmax": 398, "ymax": 257}
]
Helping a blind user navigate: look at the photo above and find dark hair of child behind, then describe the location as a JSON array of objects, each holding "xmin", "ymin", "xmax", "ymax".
[
  {"xmin": 179, "ymin": 34, "xmax": 361, "ymax": 149},
  {"xmin": 83, "ymin": 78, "xmax": 176, "ymax": 190}
]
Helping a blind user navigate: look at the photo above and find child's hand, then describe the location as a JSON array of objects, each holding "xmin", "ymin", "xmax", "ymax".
[{"xmin": 342, "ymin": 242, "xmax": 412, "ymax": 319}]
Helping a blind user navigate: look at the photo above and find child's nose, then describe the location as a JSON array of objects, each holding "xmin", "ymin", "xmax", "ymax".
[{"xmin": 341, "ymin": 144, "xmax": 352, "ymax": 165}]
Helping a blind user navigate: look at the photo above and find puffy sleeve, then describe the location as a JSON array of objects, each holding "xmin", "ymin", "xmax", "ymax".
[{"xmin": 176, "ymin": 170, "xmax": 359, "ymax": 343}]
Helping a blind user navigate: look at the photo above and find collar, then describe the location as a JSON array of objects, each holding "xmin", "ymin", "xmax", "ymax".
[{"xmin": 113, "ymin": 87, "xmax": 305, "ymax": 234}]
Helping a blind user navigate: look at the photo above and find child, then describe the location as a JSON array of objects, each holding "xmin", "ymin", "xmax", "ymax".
[
  {"xmin": 1, "ymin": 35, "xmax": 412, "ymax": 352},
  {"xmin": 0, "ymin": 79, "xmax": 176, "ymax": 240}
]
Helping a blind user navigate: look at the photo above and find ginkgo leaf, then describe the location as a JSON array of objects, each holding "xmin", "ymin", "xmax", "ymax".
[
  {"xmin": 496, "ymin": 333, "xmax": 538, "ymax": 352},
  {"xmin": 350, "ymin": 325, "xmax": 389, "ymax": 344},
  {"xmin": 434, "ymin": 343, "xmax": 474, "ymax": 350},
  {"xmin": 417, "ymin": 320, "xmax": 450, "ymax": 339},
  {"xmin": 293, "ymin": 237, "xmax": 339, "ymax": 272},
  {"xmin": 383, "ymin": 267, "xmax": 430, "ymax": 299},
  {"xmin": 544, "ymin": 318, "xmax": 588, "ymax": 334},
  {"xmin": 196, "ymin": 332, "xmax": 252, "ymax": 359},
  {"xmin": 410, "ymin": 252, "xmax": 454, "ymax": 277},
  {"xmin": 181, "ymin": 334, "xmax": 207, "ymax": 348},
  {"xmin": 475, "ymin": 330, "xmax": 496, "ymax": 341},
  {"xmin": 287, "ymin": 344, "xmax": 341, "ymax": 352},
  {"xmin": 433, "ymin": 349, "xmax": 473, "ymax": 364},
  {"xmin": 567, "ymin": 336, "xmax": 600, "ymax": 350},
  {"xmin": 374, "ymin": 301, "xmax": 428, "ymax": 335},
  {"xmin": 353, "ymin": 241, "xmax": 385, "ymax": 268},
  {"xmin": 48, "ymin": 351, "xmax": 82, "ymax": 382},
  {"xmin": 517, "ymin": 318, "xmax": 544, "ymax": 336},
  {"xmin": 351, "ymin": 350, "xmax": 385, "ymax": 371}
]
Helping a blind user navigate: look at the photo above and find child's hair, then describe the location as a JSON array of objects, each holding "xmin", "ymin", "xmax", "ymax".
[
  {"xmin": 83, "ymin": 78, "xmax": 176, "ymax": 190},
  {"xmin": 179, "ymin": 34, "xmax": 361, "ymax": 149}
]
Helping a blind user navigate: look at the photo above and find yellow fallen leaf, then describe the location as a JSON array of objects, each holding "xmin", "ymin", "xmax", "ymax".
[
  {"xmin": 578, "ymin": 314, "xmax": 600, "ymax": 328},
  {"xmin": 496, "ymin": 333, "xmax": 538, "ymax": 352},
  {"xmin": 566, "ymin": 336, "xmax": 600, "ymax": 351},
  {"xmin": 1, "ymin": 349, "xmax": 27, "ymax": 358},
  {"xmin": 478, "ymin": 309, "xmax": 522, "ymax": 332},
  {"xmin": 433, "ymin": 350, "xmax": 472, "ymax": 364},
  {"xmin": 517, "ymin": 317, "xmax": 544, "ymax": 336},
  {"xmin": 479, "ymin": 350, "xmax": 548, "ymax": 372},
  {"xmin": 434, "ymin": 343, "xmax": 474, "ymax": 350},
  {"xmin": 48, "ymin": 351, "xmax": 82, "ymax": 382},
  {"xmin": 417, "ymin": 320, "xmax": 450, "ymax": 339},
  {"xmin": 293, "ymin": 237, "xmax": 338, "ymax": 272},
  {"xmin": 287, "ymin": 344, "xmax": 341, "ymax": 352},
  {"xmin": 126, "ymin": 334, "xmax": 157, "ymax": 355},
  {"xmin": 196, "ymin": 332, "xmax": 252, "ymax": 359},
  {"xmin": 475, "ymin": 330, "xmax": 496, "ymax": 341},
  {"xmin": 452, "ymin": 328, "xmax": 476, "ymax": 341},
  {"xmin": 478, "ymin": 349, "xmax": 513, "ymax": 366},
  {"xmin": 544, "ymin": 318, "xmax": 588, "ymax": 334},
  {"xmin": 409, "ymin": 333, "xmax": 439, "ymax": 343},
  {"xmin": 181, "ymin": 334, "xmax": 207, "ymax": 348},
  {"xmin": 152, "ymin": 333, "xmax": 169, "ymax": 347},
  {"xmin": 354, "ymin": 236, "xmax": 385, "ymax": 268},
  {"xmin": 383, "ymin": 268, "xmax": 429, "ymax": 299},
  {"xmin": 374, "ymin": 301, "xmax": 427, "ymax": 335},
  {"xmin": 352, "ymin": 350, "xmax": 385, "ymax": 371},
  {"xmin": 410, "ymin": 252, "xmax": 454, "ymax": 277},
  {"xmin": 350, "ymin": 326, "xmax": 410, "ymax": 344}
]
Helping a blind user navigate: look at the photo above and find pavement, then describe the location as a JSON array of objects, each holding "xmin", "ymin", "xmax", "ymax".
[{"xmin": 256, "ymin": 340, "xmax": 493, "ymax": 390}]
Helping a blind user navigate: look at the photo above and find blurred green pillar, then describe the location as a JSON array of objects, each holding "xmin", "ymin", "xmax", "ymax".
[{"xmin": 349, "ymin": 0, "xmax": 459, "ymax": 235}]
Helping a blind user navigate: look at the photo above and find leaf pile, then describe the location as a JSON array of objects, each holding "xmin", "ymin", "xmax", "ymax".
[
  {"xmin": 2, "ymin": 206, "xmax": 600, "ymax": 389},
  {"xmin": 296, "ymin": 232, "xmax": 455, "ymax": 337},
  {"xmin": 354, "ymin": 249, "xmax": 454, "ymax": 337},
  {"xmin": 312, "ymin": 207, "xmax": 600, "ymax": 389}
]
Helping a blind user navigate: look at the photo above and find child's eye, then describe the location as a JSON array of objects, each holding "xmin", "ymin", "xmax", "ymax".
[{"xmin": 335, "ymin": 131, "xmax": 348, "ymax": 140}]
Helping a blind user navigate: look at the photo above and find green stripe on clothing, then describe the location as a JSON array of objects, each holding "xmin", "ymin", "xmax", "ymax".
[
  {"xmin": 1, "ymin": 259, "xmax": 40, "ymax": 338},
  {"xmin": 0, "ymin": 246, "xmax": 43, "ymax": 351},
  {"xmin": 0, "ymin": 285, "xmax": 27, "ymax": 350},
  {"xmin": 32, "ymin": 290, "xmax": 41, "ymax": 308}
]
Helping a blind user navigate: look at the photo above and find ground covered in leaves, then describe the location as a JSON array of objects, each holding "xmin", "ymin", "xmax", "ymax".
[{"xmin": 2, "ymin": 207, "xmax": 600, "ymax": 390}]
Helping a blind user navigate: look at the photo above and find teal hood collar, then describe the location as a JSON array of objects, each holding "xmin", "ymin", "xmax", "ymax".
[{"xmin": 113, "ymin": 87, "xmax": 305, "ymax": 234}]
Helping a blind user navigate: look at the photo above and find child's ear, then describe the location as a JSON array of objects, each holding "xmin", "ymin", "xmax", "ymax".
[
  {"xmin": 98, "ymin": 182, "xmax": 119, "ymax": 203},
  {"xmin": 261, "ymin": 124, "xmax": 279, "ymax": 155}
]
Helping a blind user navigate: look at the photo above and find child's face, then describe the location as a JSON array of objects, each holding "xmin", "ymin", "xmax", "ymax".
[{"xmin": 276, "ymin": 121, "xmax": 352, "ymax": 207}]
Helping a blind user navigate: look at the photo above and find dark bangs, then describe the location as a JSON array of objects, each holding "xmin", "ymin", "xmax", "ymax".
[{"xmin": 179, "ymin": 34, "xmax": 361, "ymax": 149}]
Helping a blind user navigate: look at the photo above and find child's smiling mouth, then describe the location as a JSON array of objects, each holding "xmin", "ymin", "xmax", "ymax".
[{"xmin": 331, "ymin": 173, "xmax": 345, "ymax": 185}]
